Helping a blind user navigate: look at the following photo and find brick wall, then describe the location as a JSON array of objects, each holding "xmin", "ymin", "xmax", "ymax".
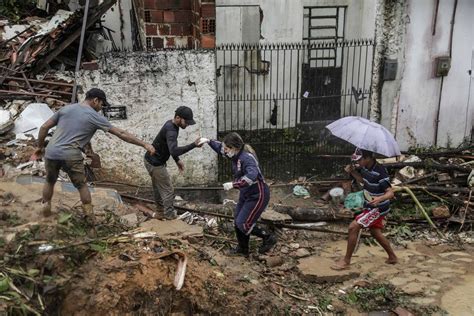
[
  {"xmin": 193, "ymin": 1, "xmax": 215, "ymax": 48},
  {"xmin": 142, "ymin": 0, "xmax": 214, "ymax": 49}
]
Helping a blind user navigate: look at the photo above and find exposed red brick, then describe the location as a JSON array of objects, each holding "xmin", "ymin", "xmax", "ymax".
[
  {"xmin": 200, "ymin": 34, "xmax": 215, "ymax": 48},
  {"xmin": 150, "ymin": 10, "xmax": 163, "ymax": 22},
  {"xmin": 181, "ymin": 24, "xmax": 192, "ymax": 36},
  {"xmin": 174, "ymin": 10, "xmax": 192, "ymax": 23},
  {"xmin": 81, "ymin": 61, "xmax": 99, "ymax": 70},
  {"xmin": 187, "ymin": 36, "xmax": 194, "ymax": 49},
  {"xmin": 166, "ymin": 37, "xmax": 175, "ymax": 47},
  {"xmin": 181, "ymin": 0, "xmax": 191, "ymax": 10},
  {"xmin": 145, "ymin": 23, "xmax": 158, "ymax": 35},
  {"xmin": 201, "ymin": 3, "xmax": 215, "ymax": 18},
  {"xmin": 144, "ymin": 0, "xmax": 156, "ymax": 9},
  {"xmin": 155, "ymin": 0, "xmax": 170, "ymax": 9},
  {"xmin": 158, "ymin": 24, "xmax": 170, "ymax": 35},
  {"xmin": 163, "ymin": 10, "xmax": 175, "ymax": 22},
  {"xmin": 152, "ymin": 37, "xmax": 164, "ymax": 48},
  {"xmin": 170, "ymin": 24, "xmax": 182, "ymax": 35}
]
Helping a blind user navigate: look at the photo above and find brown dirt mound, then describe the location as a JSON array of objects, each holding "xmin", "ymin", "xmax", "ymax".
[{"xmin": 58, "ymin": 247, "xmax": 280, "ymax": 315}]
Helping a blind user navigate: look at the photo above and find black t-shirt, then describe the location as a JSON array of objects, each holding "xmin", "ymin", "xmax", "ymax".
[{"xmin": 145, "ymin": 120, "xmax": 196, "ymax": 166}]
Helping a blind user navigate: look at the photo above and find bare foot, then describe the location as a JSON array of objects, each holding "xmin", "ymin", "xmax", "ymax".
[
  {"xmin": 331, "ymin": 259, "xmax": 350, "ymax": 270},
  {"xmin": 385, "ymin": 257, "xmax": 398, "ymax": 264}
]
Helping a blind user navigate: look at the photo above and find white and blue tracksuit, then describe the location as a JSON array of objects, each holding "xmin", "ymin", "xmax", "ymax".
[{"xmin": 208, "ymin": 140, "xmax": 270, "ymax": 235}]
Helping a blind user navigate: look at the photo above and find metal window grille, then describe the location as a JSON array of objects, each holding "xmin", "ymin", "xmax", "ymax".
[
  {"xmin": 202, "ymin": 18, "xmax": 216, "ymax": 34},
  {"xmin": 215, "ymin": 39, "xmax": 374, "ymax": 181},
  {"xmin": 144, "ymin": 10, "xmax": 151, "ymax": 23},
  {"xmin": 146, "ymin": 37, "xmax": 152, "ymax": 49}
]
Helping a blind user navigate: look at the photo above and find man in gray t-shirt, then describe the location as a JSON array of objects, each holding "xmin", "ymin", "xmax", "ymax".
[{"xmin": 33, "ymin": 88, "xmax": 155, "ymax": 222}]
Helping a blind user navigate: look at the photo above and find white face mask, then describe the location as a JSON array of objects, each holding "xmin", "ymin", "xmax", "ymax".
[{"xmin": 223, "ymin": 145, "xmax": 236, "ymax": 158}]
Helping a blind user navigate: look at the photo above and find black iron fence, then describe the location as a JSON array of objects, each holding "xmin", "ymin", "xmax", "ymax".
[{"xmin": 216, "ymin": 39, "xmax": 375, "ymax": 181}]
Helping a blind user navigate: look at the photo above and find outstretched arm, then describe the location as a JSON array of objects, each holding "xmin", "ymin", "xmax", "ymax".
[
  {"xmin": 166, "ymin": 130, "xmax": 197, "ymax": 162},
  {"xmin": 109, "ymin": 127, "xmax": 155, "ymax": 155},
  {"xmin": 208, "ymin": 140, "xmax": 224, "ymax": 156}
]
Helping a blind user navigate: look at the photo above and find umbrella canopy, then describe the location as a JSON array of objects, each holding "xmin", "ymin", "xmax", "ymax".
[{"xmin": 326, "ymin": 116, "xmax": 401, "ymax": 157}]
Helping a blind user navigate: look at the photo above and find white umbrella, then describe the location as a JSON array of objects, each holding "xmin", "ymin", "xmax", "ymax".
[{"xmin": 326, "ymin": 116, "xmax": 401, "ymax": 157}]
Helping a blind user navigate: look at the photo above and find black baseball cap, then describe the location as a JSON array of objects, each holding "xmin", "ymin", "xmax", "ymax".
[
  {"xmin": 86, "ymin": 88, "xmax": 111, "ymax": 107},
  {"xmin": 175, "ymin": 106, "xmax": 196, "ymax": 125}
]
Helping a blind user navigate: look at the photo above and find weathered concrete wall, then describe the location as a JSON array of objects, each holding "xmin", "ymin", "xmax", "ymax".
[
  {"xmin": 380, "ymin": 0, "xmax": 473, "ymax": 150},
  {"xmin": 77, "ymin": 50, "xmax": 217, "ymax": 186}
]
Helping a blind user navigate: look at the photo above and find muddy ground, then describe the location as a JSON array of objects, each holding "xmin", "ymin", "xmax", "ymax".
[{"xmin": 1, "ymin": 178, "xmax": 473, "ymax": 315}]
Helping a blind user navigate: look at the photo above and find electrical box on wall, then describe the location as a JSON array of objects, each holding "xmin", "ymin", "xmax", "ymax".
[
  {"xmin": 435, "ymin": 56, "xmax": 451, "ymax": 77},
  {"xmin": 383, "ymin": 59, "xmax": 397, "ymax": 81}
]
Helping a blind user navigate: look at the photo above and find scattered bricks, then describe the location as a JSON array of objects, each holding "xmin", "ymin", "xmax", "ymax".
[
  {"xmin": 165, "ymin": 37, "xmax": 175, "ymax": 47},
  {"xmin": 158, "ymin": 24, "xmax": 170, "ymax": 35},
  {"xmin": 144, "ymin": 0, "xmax": 157, "ymax": 9},
  {"xmin": 81, "ymin": 61, "xmax": 99, "ymax": 70},
  {"xmin": 200, "ymin": 34, "xmax": 215, "ymax": 48},
  {"xmin": 163, "ymin": 10, "xmax": 175, "ymax": 23},
  {"xmin": 393, "ymin": 307, "xmax": 415, "ymax": 316},
  {"xmin": 152, "ymin": 37, "xmax": 164, "ymax": 48},
  {"xmin": 201, "ymin": 3, "xmax": 215, "ymax": 18},
  {"xmin": 150, "ymin": 10, "xmax": 164, "ymax": 23},
  {"xmin": 174, "ymin": 10, "xmax": 192, "ymax": 23},
  {"xmin": 145, "ymin": 23, "xmax": 158, "ymax": 36}
]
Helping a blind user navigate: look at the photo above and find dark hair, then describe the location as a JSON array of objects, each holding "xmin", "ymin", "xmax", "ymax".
[
  {"xmin": 361, "ymin": 149, "xmax": 374, "ymax": 159},
  {"xmin": 223, "ymin": 132, "xmax": 257, "ymax": 159}
]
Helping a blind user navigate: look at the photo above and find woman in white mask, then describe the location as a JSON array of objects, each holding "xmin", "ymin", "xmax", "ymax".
[{"xmin": 205, "ymin": 132, "xmax": 277, "ymax": 256}]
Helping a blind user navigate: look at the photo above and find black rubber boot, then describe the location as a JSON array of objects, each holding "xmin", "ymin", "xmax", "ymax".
[
  {"xmin": 252, "ymin": 226, "xmax": 277, "ymax": 254},
  {"xmin": 229, "ymin": 226, "xmax": 249, "ymax": 256}
]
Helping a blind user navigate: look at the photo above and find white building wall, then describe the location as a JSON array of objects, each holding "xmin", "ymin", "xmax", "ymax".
[
  {"xmin": 394, "ymin": 0, "xmax": 473, "ymax": 149},
  {"xmin": 77, "ymin": 51, "xmax": 217, "ymax": 186}
]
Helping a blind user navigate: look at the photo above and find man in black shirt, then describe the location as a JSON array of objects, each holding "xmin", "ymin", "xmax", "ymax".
[{"xmin": 144, "ymin": 106, "xmax": 202, "ymax": 219}]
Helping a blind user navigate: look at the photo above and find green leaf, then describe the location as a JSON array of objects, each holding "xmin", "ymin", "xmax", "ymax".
[
  {"xmin": 0, "ymin": 275, "xmax": 10, "ymax": 293},
  {"xmin": 58, "ymin": 213, "xmax": 73, "ymax": 224},
  {"xmin": 27, "ymin": 269, "xmax": 39, "ymax": 277},
  {"xmin": 89, "ymin": 243, "xmax": 106, "ymax": 253}
]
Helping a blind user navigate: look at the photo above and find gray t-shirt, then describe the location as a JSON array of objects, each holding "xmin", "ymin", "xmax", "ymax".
[{"xmin": 45, "ymin": 103, "xmax": 112, "ymax": 160}]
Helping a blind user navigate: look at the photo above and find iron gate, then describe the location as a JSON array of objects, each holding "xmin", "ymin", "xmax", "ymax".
[{"xmin": 216, "ymin": 39, "xmax": 374, "ymax": 181}]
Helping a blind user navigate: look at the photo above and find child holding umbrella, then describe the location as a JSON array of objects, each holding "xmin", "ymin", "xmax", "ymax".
[{"xmin": 332, "ymin": 148, "xmax": 398, "ymax": 270}]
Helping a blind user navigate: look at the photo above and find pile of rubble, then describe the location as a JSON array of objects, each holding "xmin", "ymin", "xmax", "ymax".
[
  {"xmin": 379, "ymin": 147, "xmax": 474, "ymax": 226},
  {"xmin": 0, "ymin": 100, "xmax": 58, "ymax": 178},
  {"xmin": 0, "ymin": 0, "xmax": 118, "ymax": 103}
]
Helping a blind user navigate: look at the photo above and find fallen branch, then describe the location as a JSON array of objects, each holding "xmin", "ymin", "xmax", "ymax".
[
  {"xmin": 395, "ymin": 187, "xmax": 444, "ymax": 237},
  {"xmin": 383, "ymin": 161, "xmax": 471, "ymax": 173}
]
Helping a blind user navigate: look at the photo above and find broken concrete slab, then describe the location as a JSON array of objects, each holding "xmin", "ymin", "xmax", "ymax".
[
  {"xmin": 297, "ymin": 256, "xmax": 359, "ymax": 283},
  {"xmin": 139, "ymin": 219, "xmax": 202, "ymax": 239},
  {"xmin": 400, "ymin": 282, "xmax": 425, "ymax": 295},
  {"xmin": 261, "ymin": 209, "xmax": 292, "ymax": 222},
  {"xmin": 294, "ymin": 248, "xmax": 311, "ymax": 258},
  {"xmin": 120, "ymin": 213, "xmax": 138, "ymax": 227}
]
